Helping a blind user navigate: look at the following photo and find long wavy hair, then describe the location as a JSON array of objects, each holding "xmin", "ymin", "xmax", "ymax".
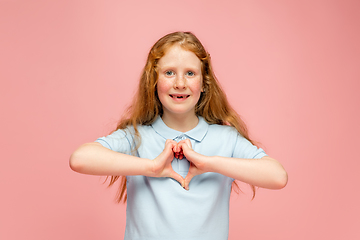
[{"xmin": 108, "ymin": 31, "xmax": 256, "ymax": 203}]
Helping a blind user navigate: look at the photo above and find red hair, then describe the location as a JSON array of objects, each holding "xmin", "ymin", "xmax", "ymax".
[{"xmin": 108, "ymin": 32, "xmax": 256, "ymax": 202}]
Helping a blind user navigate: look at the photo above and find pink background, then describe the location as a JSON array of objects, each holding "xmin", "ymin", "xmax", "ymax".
[{"xmin": 1, "ymin": 0, "xmax": 359, "ymax": 239}]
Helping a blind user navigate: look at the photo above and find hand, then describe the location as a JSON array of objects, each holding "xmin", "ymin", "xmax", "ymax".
[
  {"xmin": 178, "ymin": 139, "xmax": 208, "ymax": 190},
  {"xmin": 172, "ymin": 141, "xmax": 184, "ymax": 160},
  {"xmin": 152, "ymin": 139, "xmax": 185, "ymax": 188}
]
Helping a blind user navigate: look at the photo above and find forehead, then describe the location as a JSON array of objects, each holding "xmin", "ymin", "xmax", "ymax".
[{"xmin": 157, "ymin": 45, "xmax": 201, "ymax": 68}]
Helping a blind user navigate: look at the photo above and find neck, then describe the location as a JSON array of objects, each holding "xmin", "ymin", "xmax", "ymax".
[{"xmin": 161, "ymin": 113, "xmax": 199, "ymax": 132}]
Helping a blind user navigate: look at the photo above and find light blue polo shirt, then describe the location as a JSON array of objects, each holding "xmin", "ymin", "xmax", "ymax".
[{"xmin": 96, "ymin": 116, "xmax": 266, "ymax": 240}]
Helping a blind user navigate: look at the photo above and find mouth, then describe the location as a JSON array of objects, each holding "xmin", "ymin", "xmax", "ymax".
[{"xmin": 169, "ymin": 94, "xmax": 190, "ymax": 99}]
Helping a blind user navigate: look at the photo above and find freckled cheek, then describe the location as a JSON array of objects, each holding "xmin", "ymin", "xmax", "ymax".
[
  {"xmin": 188, "ymin": 78, "xmax": 203, "ymax": 93},
  {"xmin": 157, "ymin": 78, "xmax": 173, "ymax": 94}
]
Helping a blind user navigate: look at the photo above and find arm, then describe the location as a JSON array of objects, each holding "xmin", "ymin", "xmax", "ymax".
[
  {"xmin": 69, "ymin": 141, "xmax": 185, "ymax": 187},
  {"xmin": 206, "ymin": 155, "xmax": 288, "ymax": 189},
  {"xmin": 178, "ymin": 139, "xmax": 288, "ymax": 190},
  {"xmin": 69, "ymin": 142, "xmax": 154, "ymax": 176}
]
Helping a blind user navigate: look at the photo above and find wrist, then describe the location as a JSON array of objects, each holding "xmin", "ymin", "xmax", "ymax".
[
  {"xmin": 205, "ymin": 155, "xmax": 219, "ymax": 173},
  {"xmin": 142, "ymin": 158, "xmax": 155, "ymax": 177},
  {"xmin": 200, "ymin": 155, "xmax": 215, "ymax": 172}
]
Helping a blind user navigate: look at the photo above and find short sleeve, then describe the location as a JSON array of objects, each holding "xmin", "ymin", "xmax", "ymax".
[
  {"xmin": 95, "ymin": 128, "xmax": 133, "ymax": 154},
  {"xmin": 232, "ymin": 133, "xmax": 267, "ymax": 159}
]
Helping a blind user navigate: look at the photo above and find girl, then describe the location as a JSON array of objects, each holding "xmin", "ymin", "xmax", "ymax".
[{"xmin": 70, "ymin": 31, "xmax": 288, "ymax": 240}]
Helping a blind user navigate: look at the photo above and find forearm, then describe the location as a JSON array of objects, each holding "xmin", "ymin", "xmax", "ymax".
[
  {"xmin": 69, "ymin": 142, "xmax": 154, "ymax": 176},
  {"xmin": 206, "ymin": 156, "xmax": 288, "ymax": 189}
]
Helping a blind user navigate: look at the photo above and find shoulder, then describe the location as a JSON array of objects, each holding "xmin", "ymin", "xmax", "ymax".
[
  {"xmin": 207, "ymin": 123, "xmax": 240, "ymax": 138},
  {"xmin": 104, "ymin": 127, "xmax": 134, "ymax": 141},
  {"xmin": 95, "ymin": 124, "xmax": 153, "ymax": 151},
  {"xmin": 113, "ymin": 124, "xmax": 153, "ymax": 135}
]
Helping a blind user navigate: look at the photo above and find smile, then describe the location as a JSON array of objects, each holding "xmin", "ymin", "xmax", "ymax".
[{"xmin": 169, "ymin": 94, "xmax": 190, "ymax": 99}]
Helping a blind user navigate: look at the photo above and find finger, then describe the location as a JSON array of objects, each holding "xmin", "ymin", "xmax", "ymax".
[
  {"xmin": 164, "ymin": 141, "xmax": 178, "ymax": 162},
  {"xmin": 165, "ymin": 139, "xmax": 175, "ymax": 151},
  {"xmin": 179, "ymin": 140, "xmax": 191, "ymax": 151},
  {"xmin": 179, "ymin": 138, "xmax": 192, "ymax": 148},
  {"xmin": 172, "ymin": 146, "xmax": 180, "ymax": 158},
  {"xmin": 184, "ymin": 171, "xmax": 195, "ymax": 191},
  {"xmin": 185, "ymin": 138, "xmax": 192, "ymax": 148},
  {"xmin": 169, "ymin": 171, "xmax": 185, "ymax": 188},
  {"xmin": 184, "ymin": 163, "xmax": 198, "ymax": 190},
  {"xmin": 178, "ymin": 143, "xmax": 192, "ymax": 160},
  {"xmin": 165, "ymin": 139, "xmax": 173, "ymax": 146},
  {"xmin": 178, "ymin": 144, "xmax": 184, "ymax": 159},
  {"xmin": 174, "ymin": 143, "xmax": 181, "ymax": 153},
  {"xmin": 178, "ymin": 150, "xmax": 184, "ymax": 159}
]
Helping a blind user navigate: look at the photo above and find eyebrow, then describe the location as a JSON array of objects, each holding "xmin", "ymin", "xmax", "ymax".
[{"xmin": 158, "ymin": 64, "xmax": 200, "ymax": 69}]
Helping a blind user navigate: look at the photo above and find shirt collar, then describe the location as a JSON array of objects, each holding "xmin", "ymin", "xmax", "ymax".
[{"xmin": 151, "ymin": 116, "xmax": 208, "ymax": 142}]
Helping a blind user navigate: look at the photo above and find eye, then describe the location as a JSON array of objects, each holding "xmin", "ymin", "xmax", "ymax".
[
  {"xmin": 165, "ymin": 70, "xmax": 174, "ymax": 76},
  {"xmin": 186, "ymin": 71, "xmax": 195, "ymax": 76}
]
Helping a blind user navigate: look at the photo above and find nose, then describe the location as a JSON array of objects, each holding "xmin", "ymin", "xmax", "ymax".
[{"xmin": 174, "ymin": 75, "xmax": 186, "ymax": 89}]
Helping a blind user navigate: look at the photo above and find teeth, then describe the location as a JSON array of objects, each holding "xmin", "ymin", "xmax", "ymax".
[{"xmin": 170, "ymin": 95, "xmax": 189, "ymax": 98}]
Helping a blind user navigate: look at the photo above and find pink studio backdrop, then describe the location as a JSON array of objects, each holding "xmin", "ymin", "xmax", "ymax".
[{"xmin": 1, "ymin": 0, "xmax": 359, "ymax": 239}]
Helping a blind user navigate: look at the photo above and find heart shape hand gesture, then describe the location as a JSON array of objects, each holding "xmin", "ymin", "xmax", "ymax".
[{"xmin": 152, "ymin": 139, "xmax": 207, "ymax": 190}]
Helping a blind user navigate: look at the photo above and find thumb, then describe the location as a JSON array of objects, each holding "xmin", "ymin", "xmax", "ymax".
[
  {"xmin": 169, "ymin": 170, "xmax": 185, "ymax": 188},
  {"xmin": 184, "ymin": 169, "xmax": 196, "ymax": 191}
]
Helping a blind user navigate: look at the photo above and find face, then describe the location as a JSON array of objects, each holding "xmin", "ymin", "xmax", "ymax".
[{"xmin": 156, "ymin": 45, "xmax": 203, "ymax": 120}]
